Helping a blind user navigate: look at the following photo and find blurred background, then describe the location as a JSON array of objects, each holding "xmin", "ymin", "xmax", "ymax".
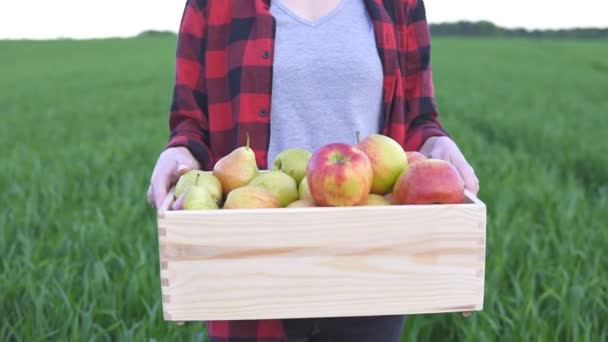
[{"xmin": 1, "ymin": 0, "xmax": 606, "ymax": 341}]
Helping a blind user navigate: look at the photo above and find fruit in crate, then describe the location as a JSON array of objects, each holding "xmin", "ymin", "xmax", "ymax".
[
  {"xmin": 392, "ymin": 159, "xmax": 465, "ymax": 205},
  {"xmin": 306, "ymin": 143, "xmax": 373, "ymax": 207},
  {"xmin": 356, "ymin": 134, "xmax": 408, "ymax": 195},
  {"xmin": 175, "ymin": 170, "xmax": 223, "ymax": 203},
  {"xmin": 223, "ymin": 186, "xmax": 280, "ymax": 209},
  {"xmin": 287, "ymin": 199, "xmax": 317, "ymax": 208},
  {"xmin": 182, "ymin": 185, "xmax": 219, "ymax": 210},
  {"xmin": 405, "ymin": 151, "xmax": 426, "ymax": 165},
  {"xmin": 298, "ymin": 177, "xmax": 313, "ymax": 202},
  {"xmin": 213, "ymin": 135, "xmax": 259, "ymax": 194},
  {"xmin": 362, "ymin": 194, "xmax": 391, "ymax": 206},
  {"xmin": 249, "ymin": 170, "xmax": 299, "ymax": 207},
  {"xmin": 272, "ymin": 148, "xmax": 312, "ymax": 184}
]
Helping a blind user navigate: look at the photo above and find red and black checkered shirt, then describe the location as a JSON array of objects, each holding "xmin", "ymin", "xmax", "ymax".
[{"xmin": 165, "ymin": 0, "xmax": 447, "ymax": 340}]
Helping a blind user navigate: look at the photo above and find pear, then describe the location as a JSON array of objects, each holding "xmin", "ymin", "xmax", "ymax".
[
  {"xmin": 183, "ymin": 186, "xmax": 219, "ymax": 210},
  {"xmin": 248, "ymin": 170, "xmax": 298, "ymax": 207},
  {"xmin": 298, "ymin": 177, "xmax": 313, "ymax": 201},
  {"xmin": 223, "ymin": 186, "xmax": 280, "ymax": 209},
  {"xmin": 175, "ymin": 170, "xmax": 223, "ymax": 203},
  {"xmin": 287, "ymin": 199, "xmax": 317, "ymax": 208},
  {"xmin": 362, "ymin": 194, "xmax": 391, "ymax": 206},
  {"xmin": 272, "ymin": 148, "xmax": 312, "ymax": 184},
  {"xmin": 213, "ymin": 135, "xmax": 259, "ymax": 193}
]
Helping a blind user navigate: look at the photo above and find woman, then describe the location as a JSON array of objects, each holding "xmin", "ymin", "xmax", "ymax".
[{"xmin": 148, "ymin": 0, "xmax": 479, "ymax": 340}]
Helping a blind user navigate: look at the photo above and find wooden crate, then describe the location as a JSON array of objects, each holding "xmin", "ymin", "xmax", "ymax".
[{"xmin": 157, "ymin": 188, "xmax": 486, "ymax": 322}]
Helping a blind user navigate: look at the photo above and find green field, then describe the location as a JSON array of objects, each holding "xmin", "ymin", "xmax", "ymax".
[{"xmin": 1, "ymin": 36, "xmax": 607, "ymax": 341}]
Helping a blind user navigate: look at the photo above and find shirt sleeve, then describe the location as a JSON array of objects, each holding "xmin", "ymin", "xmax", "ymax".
[
  {"xmin": 165, "ymin": 0, "xmax": 214, "ymax": 170},
  {"xmin": 401, "ymin": 0, "xmax": 450, "ymax": 152}
]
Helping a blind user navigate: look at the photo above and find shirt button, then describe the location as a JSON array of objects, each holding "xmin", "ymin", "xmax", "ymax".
[
  {"xmin": 259, "ymin": 109, "xmax": 267, "ymax": 117},
  {"xmin": 262, "ymin": 50, "xmax": 270, "ymax": 59}
]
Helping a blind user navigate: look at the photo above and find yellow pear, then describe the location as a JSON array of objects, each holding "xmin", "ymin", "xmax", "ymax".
[
  {"xmin": 249, "ymin": 170, "xmax": 299, "ymax": 207},
  {"xmin": 362, "ymin": 194, "xmax": 391, "ymax": 206},
  {"xmin": 175, "ymin": 170, "xmax": 223, "ymax": 203},
  {"xmin": 298, "ymin": 176, "xmax": 313, "ymax": 201},
  {"xmin": 272, "ymin": 148, "xmax": 312, "ymax": 184},
  {"xmin": 213, "ymin": 135, "xmax": 259, "ymax": 194},
  {"xmin": 223, "ymin": 186, "xmax": 280, "ymax": 209}
]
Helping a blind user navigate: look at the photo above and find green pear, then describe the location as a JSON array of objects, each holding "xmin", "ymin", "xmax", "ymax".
[
  {"xmin": 298, "ymin": 176, "xmax": 313, "ymax": 201},
  {"xmin": 213, "ymin": 135, "xmax": 259, "ymax": 194},
  {"xmin": 175, "ymin": 170, "xmax": 223, "ymax": 203},
  {"xmin": 362, "ymin": 194, "xmax": 391, "ymax": 206},
  {"xmin": 272, "ymin": 148, "xmax": 312, "ymax": 184},
  {"xmin": 287, "ymin": 199, "xmax": 317, "ymax": 208},
  {"xmin": 248, "ymin": 170, "xmax": 298, "ymax": 207},
  {"xmin": 223, "ymin": 186, "xmax": 280, "ymax": 209},
  {"xmin": 183, "ymin": 186, "xmax": 219, "ymax": 210}
]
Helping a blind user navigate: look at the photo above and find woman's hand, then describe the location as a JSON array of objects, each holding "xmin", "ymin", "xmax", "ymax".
[
  {"xmin": 147, "ymin": 146, "xmax": 200, "ymax": 208},
  {"xmin": 419, "ymin": 136, "xmax": 479, "ymax": 196}
]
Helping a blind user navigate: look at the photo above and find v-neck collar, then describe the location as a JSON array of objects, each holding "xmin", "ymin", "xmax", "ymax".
[{"xmin": 273, "ymin": 0, "xmax": 349, "ymax": 27}]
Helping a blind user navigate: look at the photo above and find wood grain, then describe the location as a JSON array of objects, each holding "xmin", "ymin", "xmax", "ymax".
[{"xmin": 157, "ymin": 191, "xmax": 486, "ymax": 321}]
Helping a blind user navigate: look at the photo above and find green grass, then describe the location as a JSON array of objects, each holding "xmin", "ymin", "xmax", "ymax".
[{"xmin": 1, "ymin": 36, "xmax": 607, "ymax": 341}]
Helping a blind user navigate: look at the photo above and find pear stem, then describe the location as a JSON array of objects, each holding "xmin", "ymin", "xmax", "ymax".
[
  {"xmin": 195, "ymin": 173, "xmax": 200, "ymax": 186},
  {"xmin": 356, "ymin": 131, "xmax": 361, "ymax": 144},
  {"xmin": 246, "ymin": 132, "xmax": 251, "ymax": 149}
]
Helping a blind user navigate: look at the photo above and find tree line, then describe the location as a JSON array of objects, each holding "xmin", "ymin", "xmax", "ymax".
[
  {"xmin": 429, "ymin": 21, "xmax": 608, "ymax": 39},
  {"xmin": 137, "ymin": 21, "xmax": 607, "ymax": 40}
]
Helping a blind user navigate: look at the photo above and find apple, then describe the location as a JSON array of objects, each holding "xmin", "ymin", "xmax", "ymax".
[
  {"xmin": 306, "ymin": 143, "xmax": 373, "ymax": 207},
  {"xmin": 272, "ymin": 148, "xmax": 312, "ymax": 184},
  {"xmin": 356, "ymin": 134, "xmax": 408, "ymax": 194},
  {"xmin": 405, "ymin": 151, "xmax": 426, "ymax": 166},
  {"xmin": 392, "ymin": 159, "xmax": 465, "ymax": 205}
]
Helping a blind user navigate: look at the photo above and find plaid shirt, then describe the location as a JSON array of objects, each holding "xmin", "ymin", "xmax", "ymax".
[{"xmin": 166, "ymin": 0, "xmax": 447, "ymax": 340}]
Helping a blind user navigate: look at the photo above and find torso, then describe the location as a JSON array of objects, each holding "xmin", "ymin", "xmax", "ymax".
[{"xmin": 267, "ymin": 0, "xmax": 384, "ymax": 164}]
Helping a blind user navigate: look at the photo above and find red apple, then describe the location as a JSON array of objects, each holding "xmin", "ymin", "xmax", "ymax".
[
  {"xmin": 307, "ymin": 143, "xmax": 373, "ymax": 206},
  {"xmin": 393, "ymin": 159, "xmax": 465, "ymax": 205},
  {"xmin": 356, "ymin": 134, "xmax": 408, "ymax": 195},
  {"xmin": 384, "ymin": 193, "xmax": 394, "ymax": 204},
  {"xmin": 405, "ymin": 151, "xmax": 426, "ymax": 166}
]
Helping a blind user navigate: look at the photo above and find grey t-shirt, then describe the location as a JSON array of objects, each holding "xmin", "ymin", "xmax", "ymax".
[{"xmin": 267, "ymin": 0, "xmax": 384, "ymax": 165}]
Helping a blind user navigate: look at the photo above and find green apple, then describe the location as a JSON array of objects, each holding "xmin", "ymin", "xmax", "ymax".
[{"xmin": 272, "ymin": 148, "xmax": 312, "ymax": 184}]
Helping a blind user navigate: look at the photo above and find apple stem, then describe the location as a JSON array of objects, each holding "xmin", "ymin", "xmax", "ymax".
[
  {"xmin": 246, "ymin": 132, "xmax": 250, "ymax": 149},
  {"xmin": 356, "ymin": 131, "xmax": 361, "ymax": 144},
  {"xmin": 195, "ymin": 173, "xmax": 200, "ymax": 186}
]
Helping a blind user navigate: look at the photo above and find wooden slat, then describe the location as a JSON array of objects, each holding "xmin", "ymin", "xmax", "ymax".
[{"xmin": 157, "ymin": 197, "xmax": 486, "ymax": 321}]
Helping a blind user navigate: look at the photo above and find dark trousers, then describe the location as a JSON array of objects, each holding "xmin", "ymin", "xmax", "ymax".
[{"xmin": 282, "ymin": 315, "xmax": 406, "ymax": 342}]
